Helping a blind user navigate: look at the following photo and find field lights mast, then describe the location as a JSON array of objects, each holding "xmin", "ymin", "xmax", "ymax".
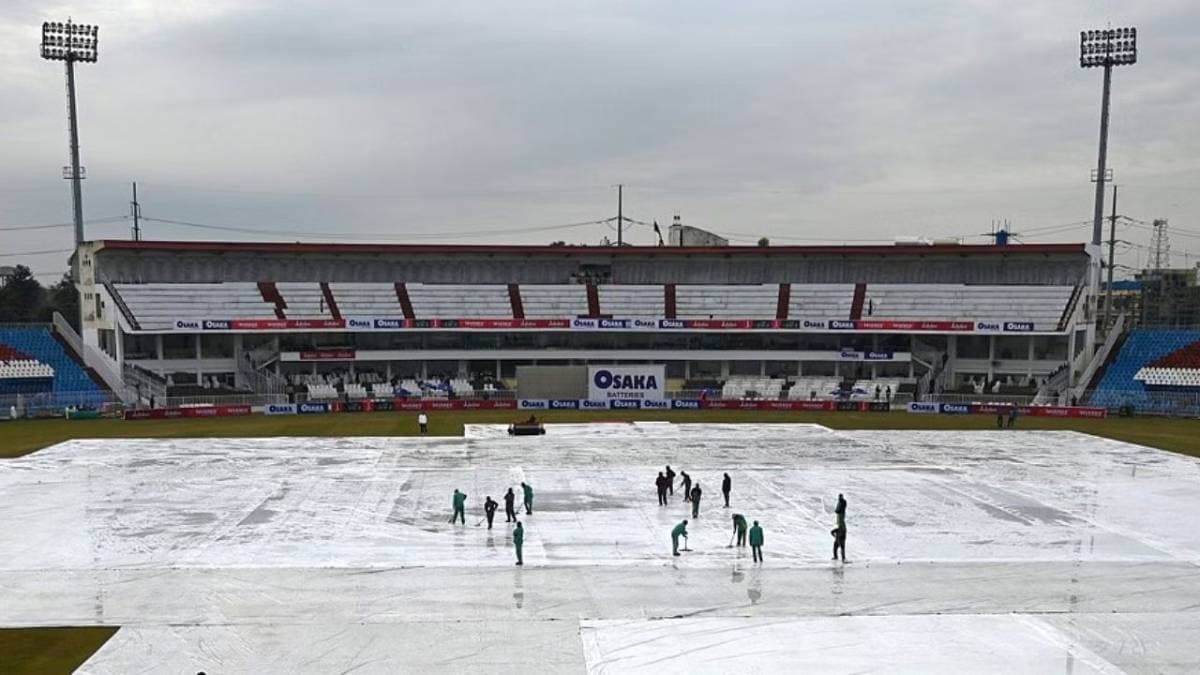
[
  {"xmin": 41, "ymin": 19, "xmax": 99, "ymax": 281},
  {"xmin": 1079, "ymin": 27, "xmax": 1135, "ymax": 332}
]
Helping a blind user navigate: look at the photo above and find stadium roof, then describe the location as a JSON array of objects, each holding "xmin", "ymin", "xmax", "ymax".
[{"xmin": 94, "ymin": 240, "xmax": 1086, "ymax": 258}]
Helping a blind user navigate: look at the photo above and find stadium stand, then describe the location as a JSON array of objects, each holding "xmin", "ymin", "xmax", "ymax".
[
  {"xmin": 676, "ymin": 285, "xmax": 778, "ymax": 319},
  {"xmin": 1090, "ymin": 330, "xmax": 1200, "ymax": 412},
  {"xmin": 0, "ymin": 327, "xmax": 106, "ymax": 406},
  {"xmin": 862, "ymin": 285, "xmax": 1073, "ymax": 327},
  {"xmin": 597, "ymin": 285, "xmax": 663, "ymax": 318},
  {"xmin": 721, "ymin": 376, "xmax": 785, "ymax": 400},
  {"xmin": 276, "ymin": 282, "xmax": 334, "ymax": 319},
  {"xmin": 786, "ymin": 377, "xmax": 840, "ymax": 400},
  {"xmin": 406, "ymin": 283, "xmax": 511, "ymax": 318},
  {"xmin": 787, "ymin": 285, "xmax": 856, "ymax": 320},
  {"xmin": 520, "ymin": 285, "xmax": 590, "ymax": 318},
  {"xmin": 114, "ymin": 282, "xmax": 277, "ymax": 330},
  {"xmin": 327, "ymin": 283, "xmax": 403, "ymax": 316}
]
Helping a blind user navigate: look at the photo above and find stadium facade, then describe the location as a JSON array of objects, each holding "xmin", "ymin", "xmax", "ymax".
[{"xmin": 71, "ymin": 239, "xmax": 1096, "ymax": 404}]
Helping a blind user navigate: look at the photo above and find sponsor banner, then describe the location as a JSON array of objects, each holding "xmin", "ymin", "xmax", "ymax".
[
  {"xmin": 457, "ymin": 319, "xmax": 570, "ymax": 329},
  {"xmin": 299, "ymin": 349, "xmax": 356, "ymax": 361},
  {"xmin": 939, "ymin": 403, "xmax": 972, "ymax": 415},
  {"xmin": 843, "ymin": 320, "xmax": 976, "ymax": 332},
  {"xmin": 917, "ymin": 402, "xmax": 1107, "ymax": 419},
  {"xmin": 588, "ymin": 365, "xmax": 666, "ymax": 401},
  {"xmin": 372, "ymin": 398, "xmax": 396, "ymax": 412},
  {"xmin": 907, "ymin": 402, "xmax": 940, "ymax": 414},
  {"xmin": 581, "ymin": 399, "xmax": 611, "ymax": 410},
  {"xmin": 839, "ymin": 350, "xmax": 895, "ymax": 361},
  {"xmin": 609, "ymin": 399, "xmax": 641, "ymax": 410},
  {"xmin": 298, "ymin": 402, "xmax": 330, "ymax": 414},
  {"xmin": 866, "ymin": 401, "xmax": 891, "ymax": 412},
  {"xmin": 518, "ymin": 399, "xmax": 549, "ymax": 410},
  {"xmin": 344, "ymin": 399, "xmax": 367, "ymax": 413},
  {"xmin": 671, "ymin": 399, "xmax": 702, "ymax": 410},
  {"xmin": 1026, "ymin": 405, "xmax": 1105, "ymax": 418},
  {"xmin": 124, "ymin": 404, "xmax": 252, "ymax": 420},
  {"xmin": 168, "ymin": 315, "xmax": 1051, "ymax": 334},
  {"xmin": 264, "ymin": 403, "xmax": 297, "ymax": 416},
  {"xmin": 549, "ymin": 399, "xmax": 580, "ymax": 410},
  {"xmin": 640, "ymin": 399, "xmax": 670, "ymax": 410},
  {"xmin": 227, "ymin": 319, "xmax": 346, "ymax": 330},
  {"xmin": 835, "ymin": 401, "xmax": 859, "ymax": 412}
]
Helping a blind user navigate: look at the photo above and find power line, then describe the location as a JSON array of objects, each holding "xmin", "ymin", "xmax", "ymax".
[
  {"xmin": 137, "ymin": 215, "xmax": 613, "ymax": 241},
  {"xmin": 0, "ymin": 215, "xmax": 125, "ymax": 232},
  {"xmin": 0, "ymin": 248, "xmax": 73, "ymax": 258}
]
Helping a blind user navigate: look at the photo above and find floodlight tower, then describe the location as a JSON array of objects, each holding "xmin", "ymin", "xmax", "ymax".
[
  {"xmin": 1080, "ymin": 27, "xmax": 1135, "ymax": 337},
  {"xmin": 41, "ymin": 19, "xmax": 99, "ymax": 281}
]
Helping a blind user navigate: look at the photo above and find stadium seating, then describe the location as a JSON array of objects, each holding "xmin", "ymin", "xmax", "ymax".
[
  {"xmin": 520, "ymin": 285, "xmax": 589, "ymax": 318},
  {"xmin": 598, "ymin": 285, "xmax": 662, "ymax": 318},
  {"xmin": 276, "ymin": 283, "xmax": 334, "ymax": 319},
  {"xmin": 788, "ymin": 285, "xmax": 856, "ymax": 320},
  {"xmin": 1090, "ymin": 330, "xmax": 1200, "ymax": 412},
  {"xmin": 862, "ymin": 285, "xmax": 1073, "ymax": 327},
  {"xmin": 721, "ymin": 376, "xmax": 784, "ymax": 399},
  {"xmin": 0, "ymin": 327, "xmax": 106, "ymax": 406},
  {"xmin": 327, "ymin": 283, "xmax": 403, "ymax": 316},
  {"xmin": 786, "ymin": 377, "xmax": 841, "ymax": 400},
  {"xmin": 407, "ymin": 283, "xmax": 511, "ymax": 318},
  {"xmin": 677, "ymin": 285, "xmax": 778, "ymax": 319},
  {"xmin": 114, "ymin": 283, "xmax": 277, "ymax": 330}
]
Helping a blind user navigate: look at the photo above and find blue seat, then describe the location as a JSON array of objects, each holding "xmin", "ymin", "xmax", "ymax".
[
  {"xmin": 0, "ymin": 327, "xmax": 107, "ymax": 409},
  {"xmin": 1089, "ymin": 329, "xmax": 1200, "ymax": 413}
]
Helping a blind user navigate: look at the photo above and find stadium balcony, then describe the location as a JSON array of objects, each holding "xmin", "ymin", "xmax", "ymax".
[{"xmin": 0, "ymin": 326, "xmax": 107, "ymax": 408}]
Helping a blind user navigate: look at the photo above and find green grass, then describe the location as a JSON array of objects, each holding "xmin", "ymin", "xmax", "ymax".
[
  {"xmin": 0, "ymin": 627, "xmax": 117, "ymax": 675},
  {"xmin": 2, "ymin": 409, "xmax": 1199, "ymax": 459}
]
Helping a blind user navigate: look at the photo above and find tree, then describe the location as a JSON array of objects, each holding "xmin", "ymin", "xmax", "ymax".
[
  {"xmin": 549, "ymin": 240, "xmax": 567, "ymax": 247},
  {"xmin": 0, "ymin": 265, "xmax": 45, "ymax": 323},
  {"xmin": 39, "ymin": 274, "xmax": 80, "ymax": 331},
  {"xmin": 757, "ymin": 237, "xmax": 770, "ymax": 247}
]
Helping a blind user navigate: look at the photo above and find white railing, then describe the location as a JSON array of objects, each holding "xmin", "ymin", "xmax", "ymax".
[
  {"xmin": 1069, "ymin": 313, "xmax": 1127, "ymax": 403},
  {"xmin": 51, "ymin": 312, "xmax": 132, "ymax": 402}
]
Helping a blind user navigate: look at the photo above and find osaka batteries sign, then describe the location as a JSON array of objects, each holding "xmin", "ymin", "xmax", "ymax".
[{"xmin": 588, "ymin": 365, "xmax": 666, "ymax": 401}]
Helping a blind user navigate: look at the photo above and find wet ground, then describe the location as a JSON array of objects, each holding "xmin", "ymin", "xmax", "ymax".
[{"xmin": 1, "ymin": 423, "xmax": 1197, "ymax": 673}]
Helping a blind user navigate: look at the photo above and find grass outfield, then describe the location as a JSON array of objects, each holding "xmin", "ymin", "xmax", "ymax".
[
  {"xmin": 2, "ymin": 409, "xmax": 1199, "ymax": 459},
  {"xmin": 0, "ymin": 627, "xmax": 117, "ymax": 675}
]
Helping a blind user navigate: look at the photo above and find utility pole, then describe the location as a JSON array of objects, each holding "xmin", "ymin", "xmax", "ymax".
[
  {"xmin": 41, "ymin": 19, "xmax": 99, "ymax": 282},
  {"xmin": 130, "ymin": 181, "xmax": 141, "ymax": 241},
  {"xmin": 616, "ymin": 184, "xmax": 623, "ymax": 247},
  {"xmin": 1102, "ymin": 184, "xmax": 1118, "ymax": 330}
]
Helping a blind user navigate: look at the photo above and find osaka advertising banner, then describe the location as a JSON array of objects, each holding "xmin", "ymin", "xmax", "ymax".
[{"xmin": 587, "ymin": 365, "xmax": 667, "ymax": 401}]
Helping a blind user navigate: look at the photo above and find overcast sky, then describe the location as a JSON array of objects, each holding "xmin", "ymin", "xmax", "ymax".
[{"xmin": 2, "ymin": 0, "xmax": 1198, "ymax": 279}]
